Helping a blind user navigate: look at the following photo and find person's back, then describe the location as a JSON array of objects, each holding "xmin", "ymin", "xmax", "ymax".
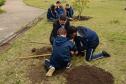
[
  {"xmin": 77, "ymin": 26, "xmax": 99, "ymax": 48},
  {"xmin": 45, "ymin": 28, "xmax": 74, "ymax": 76},
  {"xmin": 50, "ymin": 36, "xmax": 73, "ymax": 69}
]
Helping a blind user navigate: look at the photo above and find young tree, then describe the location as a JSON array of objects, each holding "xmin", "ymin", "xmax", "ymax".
[
  {"xmin": 0, "ymin": 0, "xmax": 5, "ymax": 6},
  {"xmin": 72, "ymin": 0, "xmax": 89, "ymax": 20}
]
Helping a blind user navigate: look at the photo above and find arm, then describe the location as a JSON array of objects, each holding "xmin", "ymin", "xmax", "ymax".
[
  {"xmin": 47, "ymin": 9, "xmax": 51, "ymax": 19},
  {"xmin": 50, "ymin": 22, "xmax": 57, "ymax": 44},
  {"xmin": 63, "ymin": 7, "xmax": 67, "ymax": 16},
  {"xmin": 65, "ymin": 21, "xmax": 71, "ymax": 38},
  {"xmin": 66, "ymin": 21, "xmax": 70, "ymax": 30},
  {"xmin": 70, "ymin": 7, "xmax": 74, "ymax": 17},
  {"xmin": 55, "ymin": 11, "xmax": 59, "ymax": 19}
]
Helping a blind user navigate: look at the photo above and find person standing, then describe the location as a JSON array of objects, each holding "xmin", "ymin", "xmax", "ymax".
[{"xmin": 50, "ymin": 15, "xmax": 71, "ymax": 44}]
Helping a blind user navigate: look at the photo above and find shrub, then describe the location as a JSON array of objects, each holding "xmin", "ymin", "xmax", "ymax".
[{"xmin": 0, "ymin": 0, "xmax": 5, "ymax": 6}]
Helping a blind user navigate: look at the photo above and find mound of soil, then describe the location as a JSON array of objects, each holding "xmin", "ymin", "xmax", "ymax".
[
  {"xmin": 66, "ymin": 65, "xmax": 114, "ymax": 84},
  {"xmin": 73, "ymin": 16, "xmax": 92, "ymax": 21},
  {"xmin": 31, "ymin": 46, "xmax": 52, "ymax": 55}
]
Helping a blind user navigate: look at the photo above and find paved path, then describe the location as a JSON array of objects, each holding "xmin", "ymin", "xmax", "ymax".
[{"xmin": 0, "ymin": 0, "xmax": 44, "ymax": 43}]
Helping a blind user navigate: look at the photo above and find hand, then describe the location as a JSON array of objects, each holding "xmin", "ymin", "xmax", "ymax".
[
  {"xmin": 75, "ymin": 51, "xmax": 78, "ymax": 55},
  {"xmin": 71, "ymin": 51, "xmax": 74, "ymax": 55}
]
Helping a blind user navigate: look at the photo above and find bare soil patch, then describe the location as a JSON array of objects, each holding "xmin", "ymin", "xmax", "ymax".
[
  {"xmin": 27, "ymin": 60, "xmax": 50, "ymax": 84},
  {"xmin": 73, "ymin": 16, "xmax": 92, "ymax": 21},
  {"xmin": 31, "ymin": 46, "xmax": 52, "ymax": 55},
  {"xmin": 66, "ymin": 65, "xmax": 114, "ymax": 84}
]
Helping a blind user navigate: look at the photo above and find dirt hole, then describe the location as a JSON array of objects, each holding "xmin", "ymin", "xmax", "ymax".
[
  {"xmin": 31, "ymin": 46, "xmax": 52, "ymax": 55},
  {"xmin": 27, "ymin": 62, "xmax": 47, "ymax": 84},
  {"xmin": 66, "ymin": 65, "xmax": 114, "ymax": 84},
  {"xmin": 73, "ymin": 16, "xmax": 92, "ymax": 21}
]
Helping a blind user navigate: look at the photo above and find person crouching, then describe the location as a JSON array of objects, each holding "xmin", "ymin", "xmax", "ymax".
[
  {"xmin": 44, "ymin": 28, "xmax": 74, "ymax": 76},
  {"xmin": 71, "ymin": 26, "xmax": 110, "ymax": 61}
]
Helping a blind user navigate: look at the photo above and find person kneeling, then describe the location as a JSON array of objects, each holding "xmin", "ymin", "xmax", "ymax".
[
  {"xmin": 71, "ymin": 26, "xmax": 110, "ymax": 61},
  {"xmin": 44, "ymin": 28, "xmax": 74, "ymax": 76}
]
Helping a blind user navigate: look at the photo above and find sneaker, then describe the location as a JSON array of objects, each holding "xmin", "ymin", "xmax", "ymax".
[
  {"xmin": 46, "ymin": 66, "xmax": 55, "ymax": 77},
  {"xmin": 45, "ymin": 59, "xmax": 50, "ymax": 62},
  {"xmin": 102, "ymin": 51, "xmax": 110, "ymax": 57},
  {"xmin": 66, "ymin": 63, "xmax": 72, "ymax": 69}
]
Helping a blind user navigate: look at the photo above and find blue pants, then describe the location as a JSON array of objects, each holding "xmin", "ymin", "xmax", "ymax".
[
  {"xmin": 44, "ymin": 59, "xmax": 51, "ymax": 70},
  {"xmin": 75, "ymin": 37, "xmax": 104, "ymax": 61},
  {"xmin": 44, "ymin": 59, "xmax": 69, "ymax": 70},
  {"xmin": 86, "ymin": 48, "xmax": 104, "ymax": 61}
]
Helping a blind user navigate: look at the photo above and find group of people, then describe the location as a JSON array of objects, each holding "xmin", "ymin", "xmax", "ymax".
[
  {"xmin": 44, "ymin": 15, "xmax": 110, "ymax": 76},
  {"xmin": 47, "ymin": 1, "xmax": 74, "ymax": 21},
  {"xmin": 44, "ymin": 1, "xmax": 110, "ymax": 77}
]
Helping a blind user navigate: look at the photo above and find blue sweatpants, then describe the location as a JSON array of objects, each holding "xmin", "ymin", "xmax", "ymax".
[
  {"xmin": 86, "ymin": 48, "xmax": 104, "ymax": 61},
  {"xmin": 75, "ymin": 37, "xmax": 104, "ymax": 61}
]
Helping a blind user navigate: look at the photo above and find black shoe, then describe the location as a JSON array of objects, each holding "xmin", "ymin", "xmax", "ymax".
[{"xmin": 102, "ymin": 51, "xmax": 110, "ymax": 57}]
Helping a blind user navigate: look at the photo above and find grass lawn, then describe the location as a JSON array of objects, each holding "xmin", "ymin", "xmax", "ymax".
[
  {"xmin": 23, "ymin": 0, "xmax": 56, "ymax": 9},
  {"xmin": 0, "ymin": 0, "xmax": 5, "ymax": 14},
  {"xmin": 0, "ymin": 8, "xmax": 4, "ymax": 13},
  {"xmin": 0, "ymin": 0, "xmax": 126, "ymax": 84},
  {"xmin": 23, "ymin": 0, "xmax": 70, "ymax": 9}
]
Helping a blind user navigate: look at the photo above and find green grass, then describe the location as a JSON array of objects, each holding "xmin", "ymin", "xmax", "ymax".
[
  {"xmin": 23, "ymin": 0, "xmax": 56, "ymax": 9},
  {"xmin": 0, "ymin": 8, "xmax": 4, "ymax": 13},
  {"xmin": 0, "ymin": 0, "xmax": 5, "ymax": 14},
  {"xmin": 0, "ymin": 0, "xmax": 126, "ymax": 84},
  {"xmin": 23, "ymin": 0, "xmax": 69, "ymax": 9},
  {"xmin": 0, "ymin": 0, "xmax": 5, "ymax": 6}
]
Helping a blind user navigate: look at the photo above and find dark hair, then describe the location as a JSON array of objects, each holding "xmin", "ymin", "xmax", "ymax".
[
  {"xmin": 70, "ymin": 26, "xmax": 77, "ymax": 33},
  {"xmin": 59, "ymin": 15, "xmax": 67, "ymax": 21},
  {"xmin": 66, "ymin": 4, "xmax": 69, "ymax": 6},
  {"xmin": 56, "ymin": 1, "xmax": 61, "ymax": 4},
  {"xmin": 50, "ymin": 4, "xmax": 55, "ymax": 11}
]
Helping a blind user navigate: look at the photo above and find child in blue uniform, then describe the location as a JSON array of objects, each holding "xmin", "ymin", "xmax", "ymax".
[
  {"xmin": 55, "ymin": 1, "xmax": 66, "ymax": 17},
  {"xmin": 50, "ymin": 15, "xmax": 71, "ymax": 45},
  {"xmin": 47, "ymin": 4, "xmax": 59, "ymax": 21},
  {"xmin": 44, "ymin": 28, "xmax": 74, "ymax": 76},
  {"xmin": 65, "ymin": 4, "xmax": 74, "ymax": 18},
  {"xmin": 71, "ymin": 26, "xmax": 110, "ymax": 61}
]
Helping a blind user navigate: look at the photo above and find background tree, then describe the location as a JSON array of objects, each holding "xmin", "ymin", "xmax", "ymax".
[{"xmin": 72, "ymin": 0, "xmax": 90, "ymax": 20}]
